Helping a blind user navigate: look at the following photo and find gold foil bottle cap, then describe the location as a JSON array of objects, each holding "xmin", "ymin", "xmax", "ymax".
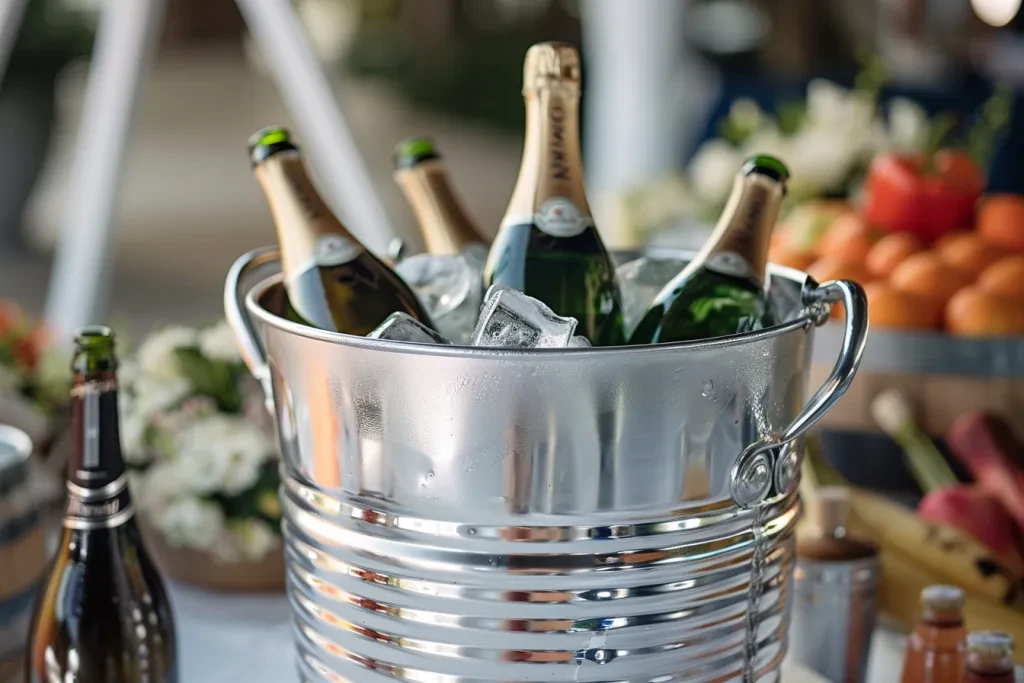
[{"xmin": 523, "ymin": 41, "xmax": 581, "ymax": 92}]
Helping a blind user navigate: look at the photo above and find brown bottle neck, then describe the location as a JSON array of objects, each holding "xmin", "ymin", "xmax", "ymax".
[
  {"xmin": 503, "ymin": 85, "xmax": 591, "ymax": 231},
  {"xmin": 254, "ymin": 152, "xmax": 363, "ymax": 279},
  {"xmin": 394, "ymin": 160, "xmax": 483, "ymax": 255},
  {"xmin": 68, "ymin": 372, "xmax": 124, "ymax": 491},
  {"xmin": 692, "ymin": 173, "xmax": 783, "ymax": 282}
]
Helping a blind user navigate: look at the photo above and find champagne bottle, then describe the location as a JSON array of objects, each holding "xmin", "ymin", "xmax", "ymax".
[
  {"xmin": 249, "ymin": 126, "xmax": 433, "ymax": 335},
  {"xmin": 483, "ymin": 42, "xmax": 625, "ymax": 346},
  {"xmin": 393, "ymin": 137, "xmax": 488, "ymax": 264},
  {"xmin": 628, "ymin": 155, "xmax": 788, "ymax": 344},
  {"xmin": 25, "ymin": 327, "xmax": 177, "ymax": 683}
]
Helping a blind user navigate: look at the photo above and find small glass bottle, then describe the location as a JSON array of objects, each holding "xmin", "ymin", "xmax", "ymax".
[
  {"xmin": 900, "ymin": 585, "xmax": 967, "ymax": 683},
  {"xmin": 963, "ymin": 631, "xmax": 1014, "ymax": 683}
]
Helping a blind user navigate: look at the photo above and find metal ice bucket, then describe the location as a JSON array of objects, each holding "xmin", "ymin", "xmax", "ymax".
[{"xmin": 225, "ymin": 247, "xmax": 868, "ymax": 682}]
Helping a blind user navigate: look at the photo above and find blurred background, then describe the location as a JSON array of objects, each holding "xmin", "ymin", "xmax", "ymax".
[{"xmin": 0, "ymin": 0, "xmax": 1021, "ymax": 337}]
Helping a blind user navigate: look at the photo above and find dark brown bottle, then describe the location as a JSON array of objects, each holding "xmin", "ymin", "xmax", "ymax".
[{"xmin": 25, "ymin": 327, "xmax": 177, "ymax": 683}]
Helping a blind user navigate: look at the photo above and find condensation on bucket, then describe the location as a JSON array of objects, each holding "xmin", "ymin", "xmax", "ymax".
[{"xmin": 225, "ymin": 248, "xmax": 867, "ymax": 683}]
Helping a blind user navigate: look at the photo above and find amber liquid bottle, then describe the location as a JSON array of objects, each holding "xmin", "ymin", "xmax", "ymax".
[
  {"xmin": 25, "ymin": 327, "xmax": 177, "ymax": 683},
  {"xmin": 963, "ymin": 631, "xmax": 1014, "ymax": 683},
  {"xmin": 900, "ymin": 585, "xmax": 967, "ymax": 683}
]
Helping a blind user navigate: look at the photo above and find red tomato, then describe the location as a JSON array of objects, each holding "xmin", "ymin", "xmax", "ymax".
[{"xmin": 861, "ymin": 150, "xmax": 985, "ymax": 241}]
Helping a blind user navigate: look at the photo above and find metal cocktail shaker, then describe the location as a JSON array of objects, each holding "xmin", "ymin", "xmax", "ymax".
[{"xmin": 789, "ymin": 487, "xmax": 880, "ymax": 683}]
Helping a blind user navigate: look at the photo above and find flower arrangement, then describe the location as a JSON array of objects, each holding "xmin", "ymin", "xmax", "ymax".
[
  {"xmin": 121, "ymin": 321, "xmax": 282, "ymax": 566},
  {"xmin": 611, "ymin": 68, "xmax": 937, "ymax": 244},
  {"xmin": 0, "ymin": 302, "xmax": 70, "ymax": 418}
]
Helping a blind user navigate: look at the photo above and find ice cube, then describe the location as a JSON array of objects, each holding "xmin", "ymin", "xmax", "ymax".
[
  {"xmin": 471, "ymin": 286, "xmax": 578, "ymax": 348},
  {"xmin": 395, "ymin": 253, "xmax": 483, "ymax": 344},
  {"xmin": 615, "ymin": 256, "xmax": 687, "ymax": 336},
  {"xmin": 368, "ymin": 312, "xmax": 450, "ymax": 344},
  {"xmin": 568, "ymin": 336, "xmax": 591, "ymax": 348}
]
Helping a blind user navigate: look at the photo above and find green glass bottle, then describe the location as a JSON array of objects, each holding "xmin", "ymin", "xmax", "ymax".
[
  {"xmin": 628, "ymin": 155, "xmax": 788, "ymax": 344},
  {"xmin": 25, "ymin": 327, "xmax": 177, "ymax": 683},
  {"xmin": 482, "ymin": 42, "xmax": 625, "ymax": 346},
  {"xmin": 249, "ymin": 127, "xmax": 433, "ymax": 335}
]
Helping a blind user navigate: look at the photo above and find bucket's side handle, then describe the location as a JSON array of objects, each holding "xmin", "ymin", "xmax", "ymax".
[
  {"xmin": 224, "ymin": 246, "xmax": 281, "ymax": 408},
  {"xmin": 730, "ymin": 279, "xmax": 868, "ymax": 507}
]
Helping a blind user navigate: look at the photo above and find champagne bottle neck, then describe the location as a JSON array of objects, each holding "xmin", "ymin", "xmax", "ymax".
[
  {"xmin": 255, "ymin": 151, "xmax": 364, "ymax": 281},
  {"xmin": 66, "ymin": 371, "xmax": 134, "ymax": 530},
  {"xmin": 692, "ymin": 173, "xmax": 783, "ymax": 282},
  {"xmin": 503, "ymin": 86, "xmax": 593, "ymax": 237},
  {"xmin": 394, "ymin": 160, "xmax": 483, "ymax": 255}
]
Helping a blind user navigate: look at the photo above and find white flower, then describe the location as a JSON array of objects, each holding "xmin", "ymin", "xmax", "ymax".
[
  {"xmin": 785, "ymin": 127, "xmax": 862, "ymax": 197},
  {"xmin": 198, "ymin": 322, "xmax": 241, "ymax": 363},
  {"xmin": 688, "ymin": 139, "xmax": 744, "ymax": 206},
  {"xmin": 173, "ymin": 415, "xmax": 275, "ymax": 495},
  {"xmin": 137, "ymin": 326, "xmax": 198, "ymax": 380},
  {"xmin": 154, "ymin": 497, "xmax": 225, "ymax": 551},
  {"xmin": 120, "ymin": 412, "xmax": 149, "ymax": 465},
  {"xmin": 805, "ymin": 79, "xmax": 875, "ymax": 131},
  {"xmin": 230, "ymin": 519, "xmax": 279, "ymax": 562},
  {"xmin": 138, "ymin": 460, "xmax": 187, "ymax": 510},
  {"xmin": 132, "ymin": 374, "xmax": 191, "ymax": 417},
  {"xmin": 888, "ymin": 97, "xmax": 930, "ymax": 151}
]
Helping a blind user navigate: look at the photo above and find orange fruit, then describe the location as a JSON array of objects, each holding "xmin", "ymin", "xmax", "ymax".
[
  {"xmin": 978, "ymin": 194, "xmax": 1024, "ymax": 253},
  {"xmin": 807, "ymin": 257, "xmax": 873, "ymax": 285},
  {"xmin": 946, "ymin": 287, "xmax": 1024, "ymax": 337},
  {"xmin": 890, "ymin": 252, "xmax": 973, "ymax": 308},
  {"xmin": 807, "ymin": 258, "xmax": 874, "ymax": 320},
  {"xmin": 778, "ymin": 200, "xmax": 848, "ymax": 253},
  {"xmin": 815, "ymin": 213, "xmax": 882, "ymax": 262},
  {"xmin": 864, "ymin": 282, "xmax": 941, "ymax": 330},
  {"xmin": 936, "ymin": 232, "xmax": 1004, "ymax": 279},
  {"xmin": 978, "ymin": 255, "xmax": 1024, "ymax": 299},
  {"xmin": 768, "ymin": 244, "xmax": 816, "ymax": 271},
  {"xmin": 865, "ymin": 233, "xmax": 924, "ymax": 279}
]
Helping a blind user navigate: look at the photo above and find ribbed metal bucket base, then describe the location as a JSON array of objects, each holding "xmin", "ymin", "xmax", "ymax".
[{"xmin": 281, "ymin": 475, "xmax": 798, "ymax": 682}]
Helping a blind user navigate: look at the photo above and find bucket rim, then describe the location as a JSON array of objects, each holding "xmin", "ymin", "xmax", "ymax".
[{"xmin": 243, "ymin": 270, "xmax": 816, "ymax": 360}]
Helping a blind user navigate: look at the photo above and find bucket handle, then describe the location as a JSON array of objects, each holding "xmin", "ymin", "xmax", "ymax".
[
  {"xmin": 730, "ymin": 279, "xmax": 868, "ymax": 508},
  {"xmin": 224, "ymin": 246, "xmax": 281, "ymax": 409}
]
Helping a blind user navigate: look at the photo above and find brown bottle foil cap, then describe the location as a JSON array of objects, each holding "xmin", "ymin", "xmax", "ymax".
[
  {"xmin": 523, "ymin": 41, "xmax": 581, "ymax": 91},
  {"xmin": 922, "ymin": 585, "xmax": 966, "ymax": 612}
]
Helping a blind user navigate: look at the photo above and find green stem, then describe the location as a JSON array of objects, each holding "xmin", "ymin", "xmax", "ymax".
[{"xmin": 893, "ymin": 424, "xmax": 959, "ymax": 493}]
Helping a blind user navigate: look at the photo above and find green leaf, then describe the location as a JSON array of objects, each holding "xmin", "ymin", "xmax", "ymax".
[
  {"xmin": 173, "ymin": 347, "xmax": 244, "ymax": 413},
  {"xmin": 776, "ymin": 101, "xmax": 807, "ymax": 136}
]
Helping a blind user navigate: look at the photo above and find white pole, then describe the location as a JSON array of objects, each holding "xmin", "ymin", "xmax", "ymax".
[
  {"xmin": 0, "ymin": 0, "xmax": 30, "ymax": 88},
  {"xmin": 44, "ymin": 0, "xmax": 165, "ymax": 343},
  {"xmin": 580, "ymin": 0, "xmax": 714, "ymax": 248},
  {"xmin": 235, "ymin": 0, "xmax": 395, "ymax": 256}
]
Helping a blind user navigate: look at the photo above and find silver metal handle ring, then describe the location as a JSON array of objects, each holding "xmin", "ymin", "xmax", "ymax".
[{"xmin": 731, "ymin": 279, "xmax": 869, "ymax": 508}]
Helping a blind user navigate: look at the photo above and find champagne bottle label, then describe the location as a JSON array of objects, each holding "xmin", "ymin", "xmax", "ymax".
[
  {"xmin": 64, "ymin": 477, "xmax": 133, "ymax": 530},
  {"xmin": 314, "ymin": 234, "xmax": 360, "ymax": 267},
  {"xmin": 532, "ymin": 197, "xmax": 593, "ymax": 237},
  {"xmin": 705, "ymin": 251, "xmax": 757, "ymax": 279}
]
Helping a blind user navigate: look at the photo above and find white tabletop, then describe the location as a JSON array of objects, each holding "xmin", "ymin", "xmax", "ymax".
[{"xmin": 170, "ymin": 582, "xmax": 908, "ymax": 682}]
